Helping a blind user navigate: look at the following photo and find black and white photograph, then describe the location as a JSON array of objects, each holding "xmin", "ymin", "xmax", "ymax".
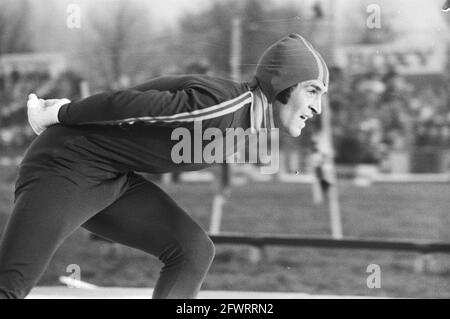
[{"xmin": 0, "ymin": 0, "xmax": 449, "ymax": 305}]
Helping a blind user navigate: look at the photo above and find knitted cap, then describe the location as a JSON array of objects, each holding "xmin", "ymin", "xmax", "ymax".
[{"xmin": 255, "ymin": 33, "xmax": 329, "ymax": 103}]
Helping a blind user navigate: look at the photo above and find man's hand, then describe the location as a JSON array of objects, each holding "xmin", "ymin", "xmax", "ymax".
[{"xmin": 27, "ymin": 94, "xmax": 71, "ymax": 135}]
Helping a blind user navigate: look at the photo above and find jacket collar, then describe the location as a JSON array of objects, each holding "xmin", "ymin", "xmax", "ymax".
[{"xmin": 250, "ymin": 87, "xmax": 275, "ymax": 133}]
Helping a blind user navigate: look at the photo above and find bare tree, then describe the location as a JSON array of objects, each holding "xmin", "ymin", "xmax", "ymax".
[
  {"xmin": 83, "ymin": 0, "xmax": 154, "ymax": 88},
  {"xmin": 0, "ymin": 0, "xmax": 32, "ymax": 54},
  {"xmin": 177, "ymin": 0, "xmax": 310, "ymax": 78}
]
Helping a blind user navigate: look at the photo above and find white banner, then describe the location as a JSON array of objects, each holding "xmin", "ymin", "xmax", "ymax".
[
  {"xmin": 0, "ymin": 52, "xmax": 67, "ymax": 77},
  {"xmin": 336, "ymin": 40, "xmax": 447, "ymax": 75}
]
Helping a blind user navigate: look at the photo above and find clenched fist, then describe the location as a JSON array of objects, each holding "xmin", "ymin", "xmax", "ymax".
[{"xmin": 27, "ymin": 94, "xmax": 71, "ymax": 135}]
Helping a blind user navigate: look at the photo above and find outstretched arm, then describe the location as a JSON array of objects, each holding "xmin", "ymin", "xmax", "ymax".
[
  {"xmin": 57, "ymin": 88, "xmax": 196, "ymax": 126},
  {"xmin": 27, "ymin": 76, "xmax": 196, "ymax": 134},
  {"xmin": 27, "ymin": 75, "xmax": 245, "ymax": 134},
  {"xmin": 27, "ymin": 76, "xmax": 228, "ymax": 134},
  {"xmin": 56, "ymin": 75, "xmax": 216, "ymax": 126},
  {"xmin": 28, "ymin": 87, "xmax": 202, "ymax": 134}
]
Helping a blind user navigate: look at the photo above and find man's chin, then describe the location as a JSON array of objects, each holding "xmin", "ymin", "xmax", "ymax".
[
  {"xmin": 278, "ymin": 125, "xmax": 302, "ymax": 137},
  {"xmin": 289, "ymin": 128, "xmax": 302, "ymax": 137}
]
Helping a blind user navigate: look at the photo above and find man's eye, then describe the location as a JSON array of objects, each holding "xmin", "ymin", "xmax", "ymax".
[{"xmin": 307, "ymin": 89, "xmax": 317, "ymax": 95}]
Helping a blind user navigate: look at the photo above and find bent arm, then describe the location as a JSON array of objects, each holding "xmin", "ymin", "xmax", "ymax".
[
  {"xmin": 57, "ymin": 88, "xmax": 196, "ymax": 126},
  {"xmin": 57, "ymin": 75, "xmax": 224, "ymax": 127}
]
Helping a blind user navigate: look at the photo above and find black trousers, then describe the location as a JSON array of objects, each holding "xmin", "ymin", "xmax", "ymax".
[{"xmin": 0, "ymin": 127, "xmax": 215, "ymax": 299}]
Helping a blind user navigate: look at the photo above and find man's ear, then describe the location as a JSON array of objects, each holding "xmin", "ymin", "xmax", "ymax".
[
  {"xmin": 271, "ymin": 101, "xmax": 281, "ymax": 116},
  {"xmin": 271, "ymin": 101, "xmax": 285, "ymax": 132}
]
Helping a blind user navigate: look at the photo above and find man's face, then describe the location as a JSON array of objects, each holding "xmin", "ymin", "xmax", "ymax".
[{"xmin": 274, "ymin": 80, "xmax": 327, "ymax": 137}]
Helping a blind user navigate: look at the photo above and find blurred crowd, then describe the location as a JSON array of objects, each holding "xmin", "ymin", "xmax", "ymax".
[{"xmin": 328, "ymin": 67, "xmax": 450, "ymax": 172}]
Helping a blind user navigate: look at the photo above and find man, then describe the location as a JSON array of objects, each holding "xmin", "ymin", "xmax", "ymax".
[{"xmin": 0, "ymin": 33, "xmax": 328, "ymax": 299}]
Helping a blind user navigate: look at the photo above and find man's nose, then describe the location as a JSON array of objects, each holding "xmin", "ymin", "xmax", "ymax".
[{"xmin": 309, "ymin": 101, "xmax": 322, "ymax": 116}]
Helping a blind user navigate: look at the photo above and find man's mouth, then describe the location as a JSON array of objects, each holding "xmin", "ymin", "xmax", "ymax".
[{"xmin": 300, "ymin": 115, "xmax": 308, "ymax": 120}]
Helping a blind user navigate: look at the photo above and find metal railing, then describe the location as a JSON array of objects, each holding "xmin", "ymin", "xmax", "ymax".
[{"xmin": 210, "ymin": 232, "xmax": 450, "ymax": 254}]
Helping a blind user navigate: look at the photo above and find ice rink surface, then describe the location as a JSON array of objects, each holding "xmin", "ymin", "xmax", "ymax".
[{"xmin": 28, "ymin": 286, "xmax": 383, "ymax": 299}]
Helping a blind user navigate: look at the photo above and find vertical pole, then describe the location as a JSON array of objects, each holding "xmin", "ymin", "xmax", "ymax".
[
  {"xmin": 209, "ymin": 164, "xmax": 231, "ymax": 235},
  {"xmin": 230, "ymin": 16, "xmax": 262, "ymax": 261},
  {"xmin": 230, "ymin": 17, "xmax": 242, "ymax": 82},
  {"xmin": 209, "ymin": 187, "xmax": 226, "ymax": 235},
  {"xmin": 79, "ymin": 80, "xmax": 91, "ymax": 98},
  {"xmin": 209, "ymin": 16, "xmax": 241, "ymax": 235},
  {"xmin": 323, "ymin": 0, "xmax": 343, "ymax": 239},
  {"xmin": 321, "ymin": 98, "xmax": 343, "ymax": 239}
]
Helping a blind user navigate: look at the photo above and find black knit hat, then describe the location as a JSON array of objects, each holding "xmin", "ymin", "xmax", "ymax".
[{"xmin": 255, "ymin": 33, "xmax": 329, "ymax": 103}]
